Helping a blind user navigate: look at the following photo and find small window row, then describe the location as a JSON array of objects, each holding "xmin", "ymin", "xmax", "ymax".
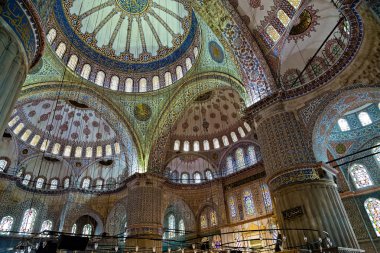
[
  {"xmin": 170, "ymin": 169, "xmax": 214, "ymax": 184},
  {"xmin": 47, "ymin": 29, "xmax": 198, "ymax": 92},
  {"xmin": 338, "ymin": 106, "xmax": 379, "ymax": 132},
  {"xmin": 173, "ymin": 123, "xmax": 251, "ymax": 152}
]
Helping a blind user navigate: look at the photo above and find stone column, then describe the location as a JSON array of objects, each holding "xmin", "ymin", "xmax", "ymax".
[
  {"xmin": 0, "ymin": 0, "xmax": 45, "ymax": 134},
  {"xmin": 255, "ymin": 109, "xmax": 359, "ymax": 249},
  {"xmin": 125, "ymin": 175, "xmax": 164, "ymax": 252}
]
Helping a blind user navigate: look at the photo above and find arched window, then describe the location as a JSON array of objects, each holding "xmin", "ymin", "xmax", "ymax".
[
  {"xmin": 185, "ymin": 58, "xmax": 192, "ymax": 71},
  {"xmin": 243, "ymin": 190, "xmax": 255, "ymax": 216},
  {"xmin": 152, "ymin": 76, "xmax": 160, "ymax": 90},
  {"xmin": 210, "ymin": 210, "xmax": 217, "ymax": 226},
  {"xmin": 203, "ymin": 140, "xmax": 210, "ymax": 151},
  {"xmin": 373, "ymin": 143, "xmax": 380, "ymax": 165},
  {"xmin": 193, "ymin": 47, "xmax": 199, "ymax": 58},
  {"xmin": 183, "ymin": 141, "xmax": 190, "ymax": 152},
  {"xmin": 8, "ymin": 115, "xmax": 20, "ymax": 127},
  {"xmin": 205, "ymin": 170, "xmax": 213, "ymax": 180},
  {"xmin": 213, "ymin": 138, "xmax": 220, "ymax": 149},
  {"xmin": 63, "ymin": 145, "xmax": 72, "ymax": 157},
  {"xmin": 85, "ymin": 147, "xmax": 93, "ymax": 158},
  {"xmin": 181, "ymin": 173, "xmax": 189, "ymax": 184},
  {"xmin": 0, "ymin": 216, "xmax": 13, "ymax": 234},
  {"xmin": 105, "ymin": 144, "xmax": 112, "ymax": 156},
  {"xmin": 20, "ymin": 208, "xmax": 37, "ymax": 233},
  {"xmin": 261, "ymin": 184, "xmax": 272, "ymax": 211},
  {"xmin": 288, "ymin": 0, "xmax": 301, "ymax": 9},
  {"xmin": 238, "ymin": 127, "xmax": 246, "ymax": 138},
  {"xmin": 40, "ymin": 220, "xmax": 52, "ymax": 234},
  {"xmin": 56, "ymin": 43, "xmax": 66, "ymax": 58},
  {"xmin": 52, "ymin": 143, "xmax": 61, "ymax": 155},
  {"xmin": 165, "ymin": 72, "xmax": 172, "ymax": 86},
  {"xmin": 71, "ymin": 224, "xmax": 77, "ymax": 234},
  {"xmin": 75, "ymin": 146, "xmax": 83, "ymax": 158},
  {"xmin": 95, "ymin": 71, "xmax": 105, "ymax": 86},
  {"xmin": 110, "ymin": 76, "xmax": 119, "ymax": 91},
  {"xmin": 277, "ymin": 10, "xmax": 291, "ymax": 26},
  {"xmin": 36, "ymin": 177, "xmax": 45, "ymax": 189},
  {"xmin": 82, "ymin": 224, "xmax": 92, "ymax": 236},
  {"xmin": 81, "ymin": 64, "xmax": 91, "ymax": 79},
  {"xmin": 358, "ymin": 112, "xmax": 372, "ymax": 126},
  {"xmin": 40, "ymin": 139, "xmax": 50, "ymax": 152},
  {"xmin": 125, "ymin": 78, "xmax": 134, "ymax": 92},
  {"xmin": 96, "ymin": 146, "xmax": 102, "ymax": 157},
  {"xmin": 244, "ymin": 122, "xmax": 251, "ymax": 132},
  {"xmin": 67, "ymin": 55, "xmax": 78, "ymax": 71},
  {"xmin": 21, "ymin": 129, "xmax": 32, "ymax": 141},
  {"xmin": 229, "ymin": 197, "xmax": 237, "ymax": 218},
  {"xmin": 30, "ymin": 135, "xmax": 41, "ymax": 146},
  {"xmin": 247, "ymin": 146, "xmax": 257, "ymax": 165},
  {"xmin": 82, "ymin": 178, "xmax": 91, "ymax": 189},
  {"xmin": 47, "ymin": 29, "xmax": 57, "ymax": 43},
  {"xmin": 200, "ymin": 214, "xmax": 208, "ymax": 229},
  {"xmin": 338, "ymin": 118, "xmax": 350, "ymax": 131},
  {"xmin": 22, "ymin": 174, "xmax": 32, "ymax": 186},
  {"xmin": 171, "ymin": 170, "xmax": 179, "ymax": 182},
  {"xmin": 50, "ymin": 179, "xmax": 58, "ymax": 190},
  {"xmin": 0, "ymin": 160, "xmax": 8, "ymax": 172},
  {"xmin": 139, "ymin": 78, "xmax": 147, "ymax": 92},
  {"xmin": 174, "ymin": 140, "xmax": 180, "ymax": 151},
  {"xmin": 222, "ymin": 136, "xmax": 229, "ymax": 146},
  {"xmin": 226, "ymin": 156, "xmax": 234, "ymax": 173},
  {"xmin": 365, "ymin": 198, "xmax": 380, "ymax": 236},
  {"xmin": 114, "ymin": 143, "xmax": 121, "ymax": 154},
  {"xmin": 235, "ymin": 148, "xmax": 246, "ymax": 169},
  {"xmin": 63, "ymin": 178, "xmax": 70, "ymax": 188},
  {"xmin": 349, "ymin": 164, "xmax": 373, "ymax": 189},
  {"xmin": 193, "ymin": 141, "xmax": 200, "ymax": 152},
  {"xmin": 95, "ymin": 179, "xmax": 103, "ymax": 190},
  {"xmin": 230, "ymin": 132, "xmax": 238, "ymax": 142},
  {"xmin": 13, "ymin": 122, "xmax": 24, "ymax": 134},
  {"xmin": 168, "ymin": 214, "xmax": 175, "ymax": 238},
  {"xmin": 266, "ymin": 25, "xmax": 280, "ymax": 42},
  {"xmin": 194, "ymin": 172, "xmax": 201, "ymax": 184},
  {"xmin": 178, "ymin": 219, "xmax": 185, "ymax": 236},
  {"xmin": 176, "ymin": 66, "xmax": 183, "ymax": 80}
]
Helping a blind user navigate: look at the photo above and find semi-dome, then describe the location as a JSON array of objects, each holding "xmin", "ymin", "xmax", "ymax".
[{"xmin": 47, "ymin": 0, "xmax": 200, "ymax": 92}]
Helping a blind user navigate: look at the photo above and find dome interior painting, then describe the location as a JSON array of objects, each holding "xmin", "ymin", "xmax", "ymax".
[{"xmin": 0, "ymin": 0, "xmax": 378, "ymax": 252}]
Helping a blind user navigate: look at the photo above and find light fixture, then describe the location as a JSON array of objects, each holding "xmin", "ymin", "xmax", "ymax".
[
  {"xmin": 136, "ymin": 245, "xmax": 139, "ymax": 252},
  {"xmin": 168, "ymin": 247, "xmax": 171, "ymax": 253},
  {"xmin": 115, "ymin": 246, "xmax": 119, "ymax": 252},
  {"xmin": 153, "ymin": 246, "xmax": 156, "ymax": 253},
  {"xmin": 94, "ymin": 243, "xmax": 98, "ymax": 249}
]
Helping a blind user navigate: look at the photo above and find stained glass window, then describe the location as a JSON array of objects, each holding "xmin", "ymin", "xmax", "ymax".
[
  {"xmin": 226, "ymin": 156, "xmax": 234, "ymax": 173},
  {"xmin": 200, "ymin": 214, "xmax": 208, "ymax": 229},
  {"xmin": 231, "ymin": 132, "xmax": 238, "ymax": 142},
  {"xmin": 95, "ymin": 71, "xmax": 105, "ymax": 86},
  {"xmin": 266, "ymin": 25, "xmax": 280, "ymax": 42},
  {"xmin": 203, "ymin": 140, "xmax": 210, "ymax": 151},
  {"xmin": 229, "ymin": 197, "xmax": 237, "ymax": 218},
  {"xmin": 125, "ymin": 78, "xmax": 133, "ymax": 92},
  {"xmin": 338, "ymin": 118, "xmax": 350, "ymax": 131},
  {"xmin": 105, "ymin": 145, "xmax": 112, "ymax": 156},
  {"xmin": 0, "ymin": 216, "xmax": 13, "ymax": 234},
  {"xmin": 20, "ymin": 208, "xmax": 37, "ymax": 234},
  {"xmin": 165, "ymin": 72, "xmax": 172, "ymax": 86},
  {"xmin": 64, "ymin": 178, "xmax": 70, "ymax": 188},
  {"xmin": 40, "ymin": 220, "xmax": 52, "ymax": 236},
  {"xmin": 183, "ymin": 141, "xmax": 190, "ymax": 152},
  {"xmin": 235, "ymin": 148, "xmax": 246, "ymax": 169},
  {"xmin": 36, "ymin": 178, "xmax": 44, "ymax": 189},
  {"xmin": 22, "ymin": 174, "xmax": 32, "ymax": 186},
  {"xmin": 358, "ymin": 112, "xmax": 372, "ymax": 126},
  {"xmin": 365, "ymin": 198, "xmax": 380, "ymax": 237},
  {"xmin": 243, "ymin": 190, "xmax": 255, "ymax": 216},
  {"xmin": 186, "ymin": 58, "xmax": 192, "ymax": 70},
  {"xmin": 168, "ymin": 214, "xmax": 175, "ymax": 238},
  {"xmin": 47, "ymin": 29, "xmax": 57, "ymax": 43},
  {"xmin": 178, "ymin": 219, "xmax": 185, "ymax": 236},
  {"xmin": 96, "ymin": 146, "xmax": 103, "ymax": 157},
  {"xmin": 40, "ymin": 139, "xmax": 50, "ymax": 152},
  {"xmin": 63, "ymin": 145, "xmax": 72, "ymax": 157},
  {"xmin": 30, "ymin": 135, "xmax": 41, "ymax": 146},
  {"xmin": 181, "ymin": 173, "xmax": 189, "ymax": 184},
  {"xmin": 194, "ymin": 47, "xmax": 199, "ymax": 58},
  {"xmin": 56, "ymin": 43, "xmax": 66, "ymax": 58},
  {"xmin": 247, "ymin": 146, "xmax": 257, "ymax": 165},
  {"xmin": 13, "ymin": 122, "xmax": 24, "ymax": 134},
  {"xmin": 71, "ymin": 224, "xmax": 77, "ymax": 234},
  {"xmin": 350, "ymin": 164, "xmax": 373, "ymax": 189},
  {"xmin": 110, "ymin": 76, "xmax": 119, "ymax": 90},
  {"xmin": 82, "ymin": 178, "xmax": 91, "ymax": 189},
  {"xmin": 288, "ymin": 0, "xmax": 301, "ymax": 9},
  {"xmin": 114, "ymin": 143, "xmax": 121, "ymax": 154},
  {"xmin": 174, "ymin": 140, "xmax": 180, "ymax": 151},
  {"xmin": 176, "ymin": 66, "xmax": 183, "ymax": 79},
  {"xmin": 153, "ymin": 76, "xmax": 160, "ymax": 90},
  {"xmin": 194, "ymin": 141, "xmax": 200, "ymax": 152},
  {"xmin": 222, "ymin": 136, "xmax": 230, "ymax": 146},
  {"xmin": 210, "ymin": 210, "xmax": 217, "ymax": 226},
  {"xmin": 238, "ymin": 127, "xmax": 246, "ymax": 138},
  {"xmin": 373, "ymin": 143, "xmax": 380, "ymax": 165},
  {"xmin": 75, "ymin": 147, "xmax": 83, "ymax": 158},
  {"xmin": 194, "ymin": 172, "xmax": 202, "ymax": 184},
  {"xmin": 52, "ymin": 143, "xmax": 61, "ymax": 155},
  {"xmin": 0, "ymin": 160, "xmax": 7, "ymax": 172},
  {"xmin": 21, "ymin": 129, "xmax": 32, "ymax": 141},
  {"xmin": 50, "ymin": 179, "xmax": 58, "ymax": 190},
  {"xmin": 139, "ymin": 78, "xmax": 147, "ymax": 92},
  {"xmin": 205, "ymin": 170, "xmax": 213, "ymax": 180},
  {"xmin": 213, "ymin": 138, "xmax": 220, "ymax": 149},
  {"xmin": 96, "ymin": 179, "xmax": 103, "ymax": 190},
  {"xmin": 261, "ymin": 184, "xmax": 272, "ymax": 210},
  {"xmin": 83, "ymin": 224, "xmax": 92, "ymax": 236},
  {"xmin": 277, "ymin": 10, "xmax": 291, "ymax": 26},
  {"xmin": 67, "ymin": 55, "xmax": 78, "ymax": 71},
  {"xmin": 81, "ymin": 64, "xmax": 91, "ymax": 79}
]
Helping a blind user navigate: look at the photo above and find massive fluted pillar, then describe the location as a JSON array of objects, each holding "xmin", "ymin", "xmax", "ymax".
[
  {"xmin": 0, "ymin": 0, "xmax": 45, "ymax": 134},
  {"xmin": 252, "ymin": 107, "xmax": 360, "ymax": 249}
]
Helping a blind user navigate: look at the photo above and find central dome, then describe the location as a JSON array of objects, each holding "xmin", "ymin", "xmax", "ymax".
[
  {"xmin": 66, "ymin": 0, "xmax": 192, "ymax": 63},
  {"xmin": 116, "ymin": 0, "xmax": 150, "ymax": 14}
]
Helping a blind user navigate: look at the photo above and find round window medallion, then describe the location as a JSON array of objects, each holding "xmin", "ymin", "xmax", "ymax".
[
  {"xmin": 134, "ymin": 103, "xmax": 152, "ymax": 121},
  {"xmin": 209, "ymin": 41, "xmax": 224, "ymax": 63},
  {"xmin": 116, "ymin": 0, "xmax": 150, "ymax": 15}
]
